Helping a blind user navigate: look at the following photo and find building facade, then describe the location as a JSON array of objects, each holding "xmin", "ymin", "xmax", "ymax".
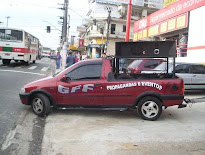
[
  {"xmin": 78, "ymin": 0, "xmax": 163, "ymax": 57},
  {"xmin": 133, "ymin": 0, "xmax": 205, "ymax": 63}
]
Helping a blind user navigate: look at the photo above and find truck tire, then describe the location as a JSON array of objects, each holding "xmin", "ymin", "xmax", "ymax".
[
  {"xmin": 31, "ymin": 94, "xmax": 51, "ymax": 117},
  {"xmin": 137, "ymin": 96, "xmax": 162, "ymax": 121},
  {"xmin": 2, "ymin": 59, "xmax": 11, "ymax": 65}
]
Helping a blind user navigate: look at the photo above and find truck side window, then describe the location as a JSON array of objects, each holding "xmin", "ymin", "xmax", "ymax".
[{"xmin": 66, "ymin": 64, "xmax": 102, "ymax": 81}]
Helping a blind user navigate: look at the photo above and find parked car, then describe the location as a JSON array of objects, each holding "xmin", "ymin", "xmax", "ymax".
[
  {"xmin": 174, "ymin": 63, "xmax": 205, "ymax": 90},
  {"xmin": 141, "ymin": 62, "xmax": 173, "ymax": 74},
  {"xmin": 142, "ymin": 62, "xmax": 205, "ymax": 90},
  {"xmin": 50, "ymin": 54, "xmax": 57, "ymax": 60},
  {"xmin": 126, "ymin": 59, "xmax": 164, "ymax": 74}
]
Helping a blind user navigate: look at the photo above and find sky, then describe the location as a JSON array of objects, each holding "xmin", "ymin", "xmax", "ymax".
[{"xmin": 0, "ymin": 0, "xmax": 89, "ymax": 50}]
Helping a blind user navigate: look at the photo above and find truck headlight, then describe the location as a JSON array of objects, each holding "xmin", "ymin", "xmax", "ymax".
[{"xmin": 20, "ymin": 87, "xmax": 26, "ymax": 94}]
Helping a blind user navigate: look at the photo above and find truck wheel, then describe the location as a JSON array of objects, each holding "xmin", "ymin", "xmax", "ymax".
[
  {"xmin": 2, "ymin": 59, "xmax": 11, "ymax": 65},
  {"xmin": 31, "ymin": 94, "xmax": 51, "ymax": 117},
  {"xmin": 137, "ymin": 96, "xmax": 162, "ymax": 121}
]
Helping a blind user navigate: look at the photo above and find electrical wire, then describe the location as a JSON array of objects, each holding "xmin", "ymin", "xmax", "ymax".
[{"xmin": 68, "ymin": 7, "xmax": 90, "ymax": 22}]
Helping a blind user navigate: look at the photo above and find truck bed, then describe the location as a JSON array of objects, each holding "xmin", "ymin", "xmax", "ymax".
[{"xmin": 114, "ymin": 73, "xmax": 177, "ymax": 81}]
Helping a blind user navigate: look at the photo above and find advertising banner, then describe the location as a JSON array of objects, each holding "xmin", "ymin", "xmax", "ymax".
[
  {"xmin": 134, "ymin": 0, "xmax": 205, "ymax": 32},
  {"xmin": 79, "ymin": 39, "xmax": 84, "ymax": 47},
  {"xmin": 134, "ymin": 13, "xmax": 188, "ymax": 41}
]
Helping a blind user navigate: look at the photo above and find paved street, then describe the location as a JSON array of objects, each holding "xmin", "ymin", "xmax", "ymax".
[{"xmin": 0, "ymin": 58, "xmax": 56, "ymax": 155}]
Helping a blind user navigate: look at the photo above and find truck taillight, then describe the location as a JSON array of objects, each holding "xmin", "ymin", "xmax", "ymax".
[{"xmin": 181, "ymin": 80, "xmax": 185, "ymax": 95}]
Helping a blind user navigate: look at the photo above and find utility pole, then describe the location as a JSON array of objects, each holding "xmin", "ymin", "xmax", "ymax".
[
  {"xmin": 67, "ymin": 15, "xmax": 70, "ymax": 43},
  {"xmin": 58, "ymin": 0, "xmax": 69, "ymax": 69},
  {"xmin": 63, "ymin": 0, "xmax": 68, "ymax": 43},
  {"xmin": 6, "ymin": 16, "xmax": 10, "ymax": 27},
  {"xmin": 105, "ymin": 6, "xmax": 111, "ymax": 53}
]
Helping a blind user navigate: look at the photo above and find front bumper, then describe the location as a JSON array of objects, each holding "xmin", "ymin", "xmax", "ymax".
[{"xmin": 19, "ymin": 93, "xmax": 30, "ymax": 105}]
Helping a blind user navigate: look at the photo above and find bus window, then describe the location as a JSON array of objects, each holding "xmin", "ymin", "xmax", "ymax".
[{"xmin": 0, "ymin": 29, "xmax": 23, "ymax": 42}]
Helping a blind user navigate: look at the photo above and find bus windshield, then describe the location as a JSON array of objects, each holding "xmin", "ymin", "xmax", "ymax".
[{"xmin": 0, "ymin": 29, "xmax": 23, "ymax": 42}]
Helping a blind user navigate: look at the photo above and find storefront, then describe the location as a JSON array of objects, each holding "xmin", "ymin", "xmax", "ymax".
[
  {"xmin": 88, "ymin": 38, "xmax": 106, "ymax": 59},
  {"xmin": 133, "ymin": 0, "xmax": 205, "ymax": 62}
]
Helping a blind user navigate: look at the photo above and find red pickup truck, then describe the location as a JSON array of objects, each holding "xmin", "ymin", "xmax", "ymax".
[{"xmin": 19, "ymin": 57, "xmax": 185, "ymax": 121}]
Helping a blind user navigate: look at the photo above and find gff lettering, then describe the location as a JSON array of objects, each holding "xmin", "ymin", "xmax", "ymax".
[{"xmin": 58, "ymin": 84, "xmax": 94, "ymax": 94}]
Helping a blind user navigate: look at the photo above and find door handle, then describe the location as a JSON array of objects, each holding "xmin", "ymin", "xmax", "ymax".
[{"xmin": 94, "ymin": 83, "xmax": 101, "ymax": 86}]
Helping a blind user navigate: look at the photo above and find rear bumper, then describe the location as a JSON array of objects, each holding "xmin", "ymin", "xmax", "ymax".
[
  {"xmin": 161, "ymin": 94, "xmax": 184, "ymax": 100},
  {"xmin": 19, "ymin": 93, "xmax": 30, "ymax": 105},
  {"xmin": 161, "ymin": 94, "xmax": 184, "ymax": 107},
  {"xmin": 0, "ymin": 52, "xmax": 24, "ymax": 60}
]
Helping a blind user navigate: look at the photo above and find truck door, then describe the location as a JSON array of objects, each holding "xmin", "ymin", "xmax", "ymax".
[
  {"xmin": 57, "ymin": 62, "xmax": 104, "ymax": 105},
  {"xmin": 103, "ymin": 72, "xmax": 133, "ymax": 106}
]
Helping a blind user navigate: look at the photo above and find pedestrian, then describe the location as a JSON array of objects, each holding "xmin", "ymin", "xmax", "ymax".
[
  {"xmin": 74, "ymin": 55, "xmax": 79, "ymax": 63},
  {"xmin": 120, "ymin": 58, "xmax": 126, "ymax": 73},
  {"xmin": 102, "ymin": 53, "xmax": 106, "ymax": 58},
  {"xmin": 82, "ymin": 51, "xmax": 87, "ymax": 60},
  {"xmin": 56, "ymin": 51, "xmax": 61, "ymax": 69},
  {"xmin": 179, "ymin": 33, "xmax": 187, "ymax": 57},
  {"xmin": 66, "ymin": 51, "xmax": 75, "ymax": 68}
]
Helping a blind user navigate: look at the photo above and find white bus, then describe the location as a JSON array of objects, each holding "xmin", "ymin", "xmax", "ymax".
[{"xmin": 0, "ymin": 28, "xmax": 40, "ymax": 65}]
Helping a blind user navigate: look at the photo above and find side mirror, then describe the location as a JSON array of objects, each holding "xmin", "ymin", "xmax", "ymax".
[{"xmin": 60, "ymin": 75, "xmax": 71, "ymax": 82}]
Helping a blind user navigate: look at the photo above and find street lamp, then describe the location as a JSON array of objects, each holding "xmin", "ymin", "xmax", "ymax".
[{"xmin": 6, "ymin": 16, "xmax": 10, "ymax": 27}]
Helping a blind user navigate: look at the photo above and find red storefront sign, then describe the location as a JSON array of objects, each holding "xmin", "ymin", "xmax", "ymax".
[
  {"xmin": 134, "ymin": 0, "xmax": 205, "ymax": 32},
  {"xmin": 79, "ymin": 39, "xmax": 84, "ymax": 47},
  {"xmin": 134, "ymin": 13, "xmax": 188, "ymax": 41}
]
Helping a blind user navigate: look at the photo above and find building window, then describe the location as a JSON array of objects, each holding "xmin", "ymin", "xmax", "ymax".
[
  {"xmin": 144, "ymin": 0, "xmax": 148, "ymax": 7},
  {"xmin": 123, "ymin": 25, "xmax": 126, "ymax": 32},
  {"xmin": 111, "ymin": 24, "xmax": 116, "ymax": 34}
]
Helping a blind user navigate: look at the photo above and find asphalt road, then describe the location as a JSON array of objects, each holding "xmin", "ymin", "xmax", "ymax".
[{"xmin": 0, "ymin": 58, "xmax": 56, "ymax": 154}]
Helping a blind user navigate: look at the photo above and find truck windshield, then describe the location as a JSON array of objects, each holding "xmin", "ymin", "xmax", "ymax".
[{"xmin": 0, "ymin": 29, "xmax": 23, "ymax": 42}]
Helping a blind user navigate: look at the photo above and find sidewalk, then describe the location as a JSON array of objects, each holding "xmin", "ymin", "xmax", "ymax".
[{"xmin": 41, "ymin": 103, "xmax": 205, "ymax": 155}]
